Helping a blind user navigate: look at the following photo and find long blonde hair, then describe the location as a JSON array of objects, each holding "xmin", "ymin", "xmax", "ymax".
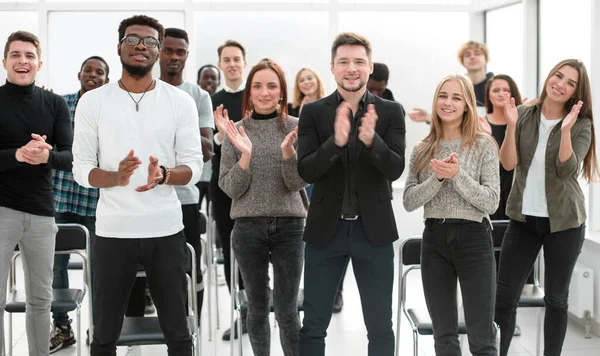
[
  {"xmin": 414, "ymin": 74, "xmax": 489, "ymax": 175},
  {"xmin": 292, "ymin": 68, "xmax": 326, "ymax": 108}
]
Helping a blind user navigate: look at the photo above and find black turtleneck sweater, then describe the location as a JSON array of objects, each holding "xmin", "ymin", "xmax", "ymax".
[
  {"xmin": 0, "ymin": 81, "xmax": 72, "ymax": 216},
  {"xmin": 210, "ymin": 89, "xmax": 244, "ymax": 183}
]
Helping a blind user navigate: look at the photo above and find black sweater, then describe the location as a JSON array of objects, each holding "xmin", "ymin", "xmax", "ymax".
[
  {"xmin": 210, "ymin": 89, "xmax": 244, "ymax": 183},
  {"xmin": 0, "ymin": 81, "xmax": 72, "ymax": 216}
]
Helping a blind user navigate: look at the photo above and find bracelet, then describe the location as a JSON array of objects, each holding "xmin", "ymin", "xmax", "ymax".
[
  {"xmin": 158, "ymin": 165, "xmax": 167, "ymax": 185},
  {"xmin": 163, "ymin": 166, "xmax": 171, "ymax": 185}
]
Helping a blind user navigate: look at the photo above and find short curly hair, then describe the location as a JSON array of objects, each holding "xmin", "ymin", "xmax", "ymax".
[{"xmin": 118, "ymin": 15, "xmax": 165, "ymax": 46}]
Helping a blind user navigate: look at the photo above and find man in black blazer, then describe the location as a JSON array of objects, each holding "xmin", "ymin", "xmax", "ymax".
[{"xmin": 297, "ymin": 32, "xmax": 406, "ymax": 356}]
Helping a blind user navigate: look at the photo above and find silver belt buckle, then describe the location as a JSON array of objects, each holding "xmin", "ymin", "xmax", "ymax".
[{"xmin": 341, "ymin": 215, "xmax": 359, "ymax": 220}]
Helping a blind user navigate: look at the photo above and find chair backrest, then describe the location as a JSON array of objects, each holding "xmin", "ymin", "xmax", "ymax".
[
  {"xmin": 400, "ymin": 237, "xmax": 422, "ymax": 266},
  {"xmin": 55, "ymin": 223, "xmax": 89, "ymax": 251}
]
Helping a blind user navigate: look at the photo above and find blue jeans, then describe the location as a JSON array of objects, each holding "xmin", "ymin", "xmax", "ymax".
[
  {"xmin": 495, "ymin": 217, "xmax": 585, "ymax": 356},
  {"xmin": 421, "ymin": 218, "xmax": 497, "ymax": 356},
  {"xmin": 53, "ymin": 212, "xmax": 96, "ymax": 324},
  {"xmin": 299, "ymin": 220, "xmax": 395, "ymax": 356},
  {"xmin": 232, "ymin": 217, "xmax": 305, "ymax": 356}
]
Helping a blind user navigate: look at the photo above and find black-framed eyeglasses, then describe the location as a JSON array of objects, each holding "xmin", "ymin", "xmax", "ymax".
[{"xmin": 120, "ymin": 35, "xmax": 160, "ymax": 49}]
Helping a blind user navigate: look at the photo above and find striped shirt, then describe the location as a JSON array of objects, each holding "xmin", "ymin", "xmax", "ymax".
[{"xmin": 52, "ymin": 91, "xmax": 99, "ymax": 217}]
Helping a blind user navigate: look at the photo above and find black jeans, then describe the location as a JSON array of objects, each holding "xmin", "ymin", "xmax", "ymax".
[
  {"xmin": 125, "ymin": 204, "xmax": 205, "ymax": 319},
  {"xmin": 421, "ymin": 218, "xmax": 497, "ymax": 356},
  {"xmin": 232, "ymin": 217, "xmax": 305, "ymax": 356},
  {"xmin": 90, "ymin": 232, "xmax": 191, "ymax": 356},
  {"xmin": 495, "ymin": 217, "xmax": 585, "ymax": 356},
  {"xmin": 299, "ymin": 220, "xmax": 395, "ymax": 356}
]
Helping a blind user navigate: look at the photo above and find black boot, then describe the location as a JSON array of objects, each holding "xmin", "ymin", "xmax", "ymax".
[{"xmin": 222, "ymin": 314, "xmax": 248, "ymax": 341}]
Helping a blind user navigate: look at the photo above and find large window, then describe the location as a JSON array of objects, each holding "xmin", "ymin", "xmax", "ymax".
[
  {"xmin": 485, "ymin": 3, "xmax": 524, "ymax": 93},
  {"xmin": 193, "ymin": 11, "xmax": 330, "ymax": 96},
  {"xmin": 47, "ymin": 11, "xmax": 184, "ymax": 94}
]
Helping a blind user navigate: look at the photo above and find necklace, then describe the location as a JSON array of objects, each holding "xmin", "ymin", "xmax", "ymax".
[{"xmin": 119, "ymin": 79, "xmax": 154, "ymax": 112}]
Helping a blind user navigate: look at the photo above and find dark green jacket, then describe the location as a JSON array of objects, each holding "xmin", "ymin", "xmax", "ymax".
[{"xmin": 506, "ymin": 103, "xmax": 592, "ymax": 232}]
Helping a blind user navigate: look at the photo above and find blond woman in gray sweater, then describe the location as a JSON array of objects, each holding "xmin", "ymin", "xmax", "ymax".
[{"xmin": 403, "ymin": 74, "xmax": 500, "ymax": 356}]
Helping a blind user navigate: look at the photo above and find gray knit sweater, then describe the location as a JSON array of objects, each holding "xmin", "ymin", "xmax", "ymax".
[
  {"xmin": 219, "ymin": 116, "xmax": 309, "ymax": 219},
  {"xmin": 403, "ymin": 137, "xmax": 500, "ymax": 222}
]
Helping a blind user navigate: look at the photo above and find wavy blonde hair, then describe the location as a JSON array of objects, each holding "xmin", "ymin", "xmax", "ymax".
[
  {"xmin": 292, "ymin": 68, "xmax": 326, "ymax": 109},
  {"xmin": 414, "ymin": 74, "xmax": 491, "ymax": 175}
]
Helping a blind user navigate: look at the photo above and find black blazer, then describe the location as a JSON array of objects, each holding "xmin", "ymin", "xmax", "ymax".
[{"xmin": 297, "ymin": 91, "xmax": 406, "ymax": 247}]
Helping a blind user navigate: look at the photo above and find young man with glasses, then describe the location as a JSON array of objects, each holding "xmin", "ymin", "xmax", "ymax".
[{"xmin": 72, "ymin": 15, "xmax": 203, "ymax": 356}]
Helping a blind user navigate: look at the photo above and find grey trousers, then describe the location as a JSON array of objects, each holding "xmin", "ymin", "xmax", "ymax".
[{"xmin": 0, "ymin": 206, "xmax": 57, "ymax": 356}]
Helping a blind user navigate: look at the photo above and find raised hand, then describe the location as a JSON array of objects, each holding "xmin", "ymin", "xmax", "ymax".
[
  {"xmin": 358, "ymin": 104, "xmax": 378, "ymax": 148},
  {"xmin": 214, "ymin": 104, "xmax": 230, "ymax": 141},
  {"xmin": 226, "ymin": 121, "xmax": 252, "ymax": 154},
  {"xmin": 281, "ymin": 126, "xmax": 298, "ymax": 160},
  {"xmin": 477, "ymin": 116, "xmax": 492, "ymax": 135},
  {"xmin": 334, "ymin": 102, "xmax": 352, "ymax": 147},
  {"xmin": 114, "ymin": 149, "xmax": 141, "ymax": 187},
  {"xmin": 136, "ymin": 155, "xmax": 163, "ymax": 192},
  {"xmin": 561, "ymin": 100, "xmax": 583, "ymax": 132},
  {"xmin": 408, "ymin": 108, "xmax": 431, "ymax": 123},
  {"xmin": 502, "ymin": 92, "xmax": 518, "ymax": 127}
]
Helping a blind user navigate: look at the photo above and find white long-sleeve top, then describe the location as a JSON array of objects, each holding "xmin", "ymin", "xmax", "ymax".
[{"xmin": 72, "ymin": 80, "xmax": 203, "ymax": 238}]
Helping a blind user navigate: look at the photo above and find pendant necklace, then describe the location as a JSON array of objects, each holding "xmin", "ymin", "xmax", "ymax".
[{"xmin": 119, "ymin": 79, "xmax": 154, "ymax": 112}]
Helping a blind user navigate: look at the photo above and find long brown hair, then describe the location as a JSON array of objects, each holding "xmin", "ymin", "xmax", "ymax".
[
  {"xmin": 538, "ymin": 59, "xmax": 599, "ymax": 182},
  {"xmin": 292, "ymin": 68, "xmax": 326, "ymax": 109},
  {"xmin": 242, "ymin": 58, "xmax": 289, "ymax": 130},
  {"xmin": 414, "ymin": 74, "xmax": 489, "ymax": 175},
  {"xmin": 485, "ymin": 74, "xmax": 523, "ymax": 114}
]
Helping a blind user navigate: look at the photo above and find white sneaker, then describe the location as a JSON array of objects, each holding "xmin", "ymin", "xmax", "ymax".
[{"xmin": 126, "ymin": 346, "xmax": 142, "ymax": 356}]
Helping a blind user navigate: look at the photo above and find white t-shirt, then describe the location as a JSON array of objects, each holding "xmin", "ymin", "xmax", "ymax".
[
  {"xmin": 521, "ymin": 113, "xmax": 561, "ymax": 217},
  {"xmin": 174, "ymin": 81, "xmax": 214, "ymax": 204},
  {"xmin": 72, "ymin": 80, "xmax": 204, "ymax": 238}
]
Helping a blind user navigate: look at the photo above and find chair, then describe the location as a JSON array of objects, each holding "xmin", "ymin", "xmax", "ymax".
[
  {"xmin": 230, "ymin": 244, "xmax": 305, "ymax": 356},
  {"xmin": 87, "ymin": 240, "xmax": 202, "ymax": 356},
  {"xmin": 395, "ymin": 236, "xmax": 500, "ymax": 356},
  {"xmin": 5, "ymin": 223, "xmax": 90, "ymax": 356},
  {"xmin": 204, "ymin": 213, "xmax": 222, "ymax": 341},
  {"xmin": 492, "ymin": 220, "xmax": 545, "ymax": 356}
]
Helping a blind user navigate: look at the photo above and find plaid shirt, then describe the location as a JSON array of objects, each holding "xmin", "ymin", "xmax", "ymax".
[{"xmin": 52, "ymin": 91, "xmax": 99, "ymax": 216}]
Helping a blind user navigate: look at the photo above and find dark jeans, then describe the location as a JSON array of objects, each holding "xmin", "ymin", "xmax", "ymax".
[
  {"xmin": 52, "ymin": 212, "xmax": 96, "ymax": 324},
  {"xmin": 232, "ymin": 217, "xmax": 305, "ymax": 356},
  {"xmin": 126, "ymin": 204, "xmax": 205, "ymax": 319},
  {"xmin": 90, "ymin": 232, "xmax": 191, "ymax": 356},
  {"xmin": 421, "ymin": 218, "xmax": 497, "ymax": 356},
  {"xmin": 495, "ymin": 217, "xmax": 585, "ymax": 356},
  {"xmin": 210, "ymin": 180, "xmax": 244, "ymax": 292},
  {"xmin": 299, "ymin": 220, "xmax": 394, "ymax": 356}
]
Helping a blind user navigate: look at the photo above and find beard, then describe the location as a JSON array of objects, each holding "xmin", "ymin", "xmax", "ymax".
[
  {"xmin": 338, "ymin": 79, "xmax": 366, "ymax": 93},
  {"xmin": 119, "ymin": 50, "xmax": 158, "ymax": 79}
]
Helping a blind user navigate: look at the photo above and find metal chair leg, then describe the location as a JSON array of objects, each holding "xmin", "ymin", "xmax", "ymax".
[
  {"xmin": 8, "ymin": 312, "xmax": 12, "ymax": 356},
  {"xmin": 536, "ymin": 308, "xmax": 543, "ymax": 356},
  {"xmin": 230, "ymin": 243, "xmax": 236, "ymax": 356},
  {"xmin": 412, "ymin": 329, "xmax": 418, "ymax": 356},
  {"xmin": 77, "ymin": 306, "xmax": 82, "ymax": 356}
]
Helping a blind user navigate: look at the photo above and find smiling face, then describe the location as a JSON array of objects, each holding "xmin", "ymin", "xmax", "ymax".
[
  {"xmin": 159, "ymin": 36, "xmax": 188, "ymax": 76},
  {"xmin": 250, "ymin": 68, "xmax": 281, "ymax": 115},
  {"xmin": 218, "ymin": 46, "xmax": 246, "ymax": 83},
  {"xmin": 78, "ymin": 59, "xmax": 109, "ymax": 93},
  {"xmin": 297, "ymin": 69, "xmax": 318, "ymax": 97},
  {"xmin": 331, "ymin": 45, "xmax": 372, "ymax": 93},
  {"xmin": 118, "ymin": 24, "xmax": 160, "ymax": 78},
  {"xmin": 3, "ymin": 40, "xmax": 42, "ymax": 86},
  {"xmin": 435, "ymin": 80, "xmax": 466, "ymax": 124},
  {"xmin": 198, "ymin": 67, "xmax": 219, "ymax": 94},
  {"xmin": 545, "ymin": 65, "xmax": 579, "ymax": 105}
]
